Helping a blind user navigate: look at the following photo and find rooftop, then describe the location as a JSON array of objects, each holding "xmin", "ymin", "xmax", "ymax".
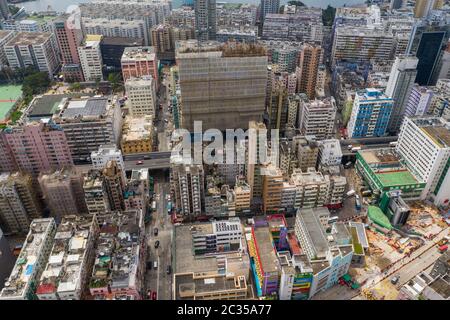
[
  {"xmin": 174, "ymin": 273, "xmax": 247, "ymax": 300},
  {"xmin": 253, "ymin": 227, "xmax": 279, "ymax": 274},
  {"xmin": 375, "ymin": 170, "xmax": 420, "ymax": 187},
  {"xmin": 0, "ymin": 218, "xmax": 55, "ymax": 299},
  {"xmin": 121, "ymin": 47, "xmax": 156, "ymax": 61},
  {"xmin": 413, "ymin": 117, "xmax": 450, "ymax": 148},
  {"xmin": 121, "ymin": 115, "xmax": 153, "ymax": 143},
  {"xmin": 36, "ymin": 215, "xmax": 96, "ymax": 297},
  {"xmin": 6, "ymin": 32, "xmax": 53, "ymax": 46},
  {"xmin": 89, "ymin": 210, "xmax": 143, "ymax": 292},
  {"xmin": 101, "ymin": 36, "xmax": 144, "ymax": 46},
  {"xmin": 296, "ymin": 208, "xmax": 330, "ymax": 258}
]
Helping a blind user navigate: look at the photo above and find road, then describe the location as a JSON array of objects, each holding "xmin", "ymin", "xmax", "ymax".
[{"xmin": 144, "ymin": 172, "xmax": 174, "ymax": 300}]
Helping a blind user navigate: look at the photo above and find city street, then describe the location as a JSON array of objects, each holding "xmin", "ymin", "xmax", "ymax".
[{"xmin": 145, "ymin": 172, "xmax": 174, "ymax": 300}]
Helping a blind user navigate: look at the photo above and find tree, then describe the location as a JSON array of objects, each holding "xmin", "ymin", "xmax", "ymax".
[
  {"xmin": 287, "ymin": 1, "xmax": 305, "ymax": 6},
  {"xmin": 8, "ymin": 5, "xmax": 20, "ymax": 16},
  {"xmin": 69, "ymin": 82, "xmax": 82, "ymax": 92},
  {"xmin": 322, "ymin": 5, "xmax": 336, "ymax": 27},
  {"xmin": 22, "ymin": 71, "xmax": 51, "ymax": 104},
  {"xmin": 108, "ymin": 73, "xmax": 123, "ymax": 93}
]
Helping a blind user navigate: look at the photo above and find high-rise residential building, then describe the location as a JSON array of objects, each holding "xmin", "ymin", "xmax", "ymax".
[
  {"xmin": 234, "ymin": 180, "xmax": 251, "ymax": 214},
  {"xmin": 121, "ymin": 46, "xmax": 159, "ymax": 86},
  {"xmin": 0, "ymin": 218, "xmax": 57, "ymax": 300},
  {"xmin": 385, "ymin": 55, "xmax": 418, "ymax": 134},
  {"xmin": 390, "ymin": 0, "xmax": 404, "ymax": 10},
  {"xmin": 404, "ymin": 84, "xmax": 434, "ymax": 118},
  {"xmin": 83, "ymin": 170, "xmax": 109, "ymax": 215},
  {"xmin": 78, "ymin": 35, "xmax": 104, "ymax": 82},
  {"xmin": 414, "ymin": 0, "xmax": 436, "ymax": 18},
  {"xmin": 0, "ymin": 0, "xmax": 9, "ymax": 21},
  {"xmin": 331, "ymin": 25, "xmax": 395, "ymax": 67},
  {"xmin": 292, "ymin": 136, "xmax": 319, "ymax": 172},
  {"xmin": 260, "ymin": 0, "xmax": 280, "ymax": 24},
  {"xmin": 53, "ymin": 14, "xmax": 85, "ymax": 82},
  {"xmin": 194, "ymin": 0, "xmax": 217, "ymax": 41},
  {"xmin": 396, "ymin": 116, "xmax": 450, "ymax": 206},
  {"xmin": 0, "ymin": 227, "xmax": 15, "ymax": 290},
  {"xmin": 291, "ymin": 168, "xmax": 330, "ymax": 209},
  {"xmin": 0, "ymin": 172, "xmax": 42, "ymax": 234},
  {"xmin": 176, "ymin": 41, "xmax": 267, "ymax": 131},
  {"xmin": 407, "ymin": 15, "xmax": 450, "ymax": 86},
  {"xmin": 267, "ymin": 86, "xmax": 289, "ymax": 131},
  {"xmin": 80, "ymin": 0, "xmax": 172, "ymax": 46},
  {"xmin": 82, "ymin": 17, "xmax": 147, "ymax": 45},
  {"xmin": 318, "ymin": 139, "xmax": 343, "ymax": 168},
  {"xmin": 299, "ymin": 97, "xmax": 336, "ymax": 140},
  {"xmin": 436, "ymin": 41, "xmax": 450, "ymax": 80},
  {"xmin": 39, "ymin": 167, "xmax": 88, "ymax": 218},
  {"xmin": 262, "ymin": 9, "xmax": 323, "ymax": 43},
  {"xmin": 125, "ymin": 76, "xmax": 156, "ymax": 117},
  {"xmin": 150, "ymin": 24, "xmax": 174, "ymax": 54},
  {"xmin": 36, "ymin": 215, "xmax": 99, "ymax": 300},
  {"xmin": 0, "ymin": 30, "xmax": 15, "ymax": 67},
  {"xmin": 4, "ymin": 32, "xmax": 60, "ymax": 77},
  {"xmin": 91, "ymin": 144, "xmax": 124, "ymax": 173},
  {"xmin": 52, "ymin": 96, "xmax": 122, "ymax": 164},
  {"xmin": 100, "ymin": 37, "xmax": 144, "ymax": 75},
  {"xmin": 262, "ymin": 164, "xmax": 283, "ymax": 213},
  {"xmin": 261, "ymin": 41, "xmax": 302, "ymax": 73},
  {"xmin": 247, "ymin": 121, "xmax": 269, "ymax": 202},
  {"xmin": 102, "ymin": 160, "xmax": 126, "ymax": 212},
  {"xmin": 171, "ymin": 157, "xmax": 204, "ymax": 218},
  {"xmin": 347, "ymin": 88, "xmax": 394, "ymax": 138},
  {"xmin": 89, "ymin": 210, "xmax": 145, "ymax": 300},
  {"xmin": 0, "ymin": 121, "xmax": 73, "ymax": 177},
  {"xmin": 296, "ymin": 44, "xmax": 322, "ymax": 99}
]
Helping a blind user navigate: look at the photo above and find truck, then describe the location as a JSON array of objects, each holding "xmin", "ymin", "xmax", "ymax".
[
  {"xmin": 362, "ymin": 190, "xmax": 372, "ymax": 197},
  {"xmin": 346, "ymin": 189, "xmax": 356, "ymax": 197},
  {"xmin": 351, "ymin": 147, "xmax": 362, "ymax": 152},
  {"xmin": 347, "ymin": 144, "xmax": 353, "ymax": 150},
  {"xmin": 389, "ymin": 141, "xmax": 398, "ymax": 147},
  {"xmin": 355, "ymin": 195, "xmax": 361, "ymax": 210},
  {"xmin": 438, "ymin": 244, "xmax": 448, "ymax": 253}
]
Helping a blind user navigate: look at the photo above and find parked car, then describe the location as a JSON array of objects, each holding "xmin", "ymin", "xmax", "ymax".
[
  {"xmin": 391, "ymin": 275, "xmax": 400, "ymax": 285},
  {"xmin": 152, "ymin": 291, "xmax": 157, "ymax": 300},
  {"xmin": 166, "ymin": 265, "xmax": 172, "ymax": 275},
  {"xmin": 136, "ymin": 160, "xmax": 144, "ymax": 165},
  {"xmin": 147, "ymin": 290, "xmax": 152, "ymax": 299},
  {"xmin": 146, "ymin": 261, "xmax": 152, "ymax": 270},
  {"xmin": 154, "ymin": 240, "xmax": 160, "ymax": 249},
  {"xmin": 154, "ymin": 228, "xmax": 158, "ymax": 236}
]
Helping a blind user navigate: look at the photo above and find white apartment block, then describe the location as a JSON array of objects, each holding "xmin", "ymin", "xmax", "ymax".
[
  {"xmin": 318, "ymin": 139, "xmax": 343, "ymax": 167},
  {"xmin": 78, "ymin": 39, "xmax": 103, "ymax": 82},
  {"xmin": 125, "ymin": 76, "xmax": 157, "ymax": 117},
  {"xmin": 328, "ymin": 176, "xmax": 347, "ymax": 207},
  {"xmin": 91, "ymin": 144, "xmax": 124, "ymax": 172},
  {"xmin": 0, "ymin": 30, "xmax": 15, "ymax": 68},
  {"xmin": 0, "ymin": 218, "xmax": 56, "ymax": 300},
  {"xmin": 36, "ymin": 215, "xmax": 98, "ymax": 300},
  {"xmin": 82, "ymin": 18, "xmax": 147, "ymax": 44},
  {"xmin": 299, "ymin": 97, "xmax": 337, "ymax": 140},
  {"xmin": 4, "ymin": 32, "xmax": 60, "ymax": 77},
  {"xmin": 396, "ymin": 116, "xmax": 450, "ymax": 206}
]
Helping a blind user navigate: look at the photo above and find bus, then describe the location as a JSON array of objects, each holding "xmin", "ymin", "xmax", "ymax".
[{"xmin": 328, "ymin": 216, "xmax": 339, "ymax": 224}]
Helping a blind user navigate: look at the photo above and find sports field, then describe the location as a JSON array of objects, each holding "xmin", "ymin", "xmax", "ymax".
[{"xmin": 0, "ymin": 84, "xmax": 22, "ymax": 122}]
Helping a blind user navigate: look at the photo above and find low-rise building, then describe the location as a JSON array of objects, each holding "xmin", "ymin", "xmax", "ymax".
[
  {"xmin": 36, "ymin": 215, "xmax": 99, "ymax": 300},
  {"xmin": 83, "ymin": 170, "xmax": 109, "ymax": 215},
  {"xmin": 121, "ymin": 115, "xmax": 153, "ymax": 155},
  {"xmin": 89, "ymin": 210, "xmax": 145, "ymax": 300},
  {"xmin": 0, "ymin": 218, "xmax": 57, "ymax": 300}
]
